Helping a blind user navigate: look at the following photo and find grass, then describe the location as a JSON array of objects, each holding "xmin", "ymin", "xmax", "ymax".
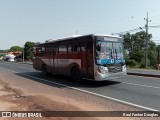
[{"xmin": 127, "ymin": 65, "xmax": 158, "ymax": 71}]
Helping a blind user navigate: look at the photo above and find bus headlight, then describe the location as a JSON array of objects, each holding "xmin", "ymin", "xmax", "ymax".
[
  {"xmin": 122, "ymin": 65, "xmax": 126, "ymax": 72},
  {"xmin": 97, "ymin": 66, "xmax": 108, "ymax": 74}
]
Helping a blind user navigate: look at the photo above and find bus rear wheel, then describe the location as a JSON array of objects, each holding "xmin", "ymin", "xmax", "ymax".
[
  {"xmin": 42, "ymin": 64, "xmax": 48, "ymax": 76},
  {"xmin": 71, "ymin": 67, "xmax": 81, "ymax": 82}
]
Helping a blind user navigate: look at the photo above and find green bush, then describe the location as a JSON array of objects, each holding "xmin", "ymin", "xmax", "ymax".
[
  {"xmin": 129, "ymin": 59, "xmax": 137, "ymax": 67},
  {"xmin": 129, "ymin": 50, "xmax": 144, "ymax": 63}
]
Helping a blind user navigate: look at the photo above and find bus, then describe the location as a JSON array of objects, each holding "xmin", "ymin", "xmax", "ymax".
[{"xmin": 33, "ymin": 34, "xmax": 126, "ymax": 82}]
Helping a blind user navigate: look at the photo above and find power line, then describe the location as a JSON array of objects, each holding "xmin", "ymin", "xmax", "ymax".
[
  {"xmin": 112, "ymin": 27, "xmax": 143, "ymax": 35},
  {"xmin": 112, "ymin": 25, "xmax": 160, "ymax": 36},
  {"xmin": 149, "ymin": 25, "xmax": 160, "ymax": 28}
]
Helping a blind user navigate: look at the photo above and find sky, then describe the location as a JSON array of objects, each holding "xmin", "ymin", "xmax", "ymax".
[{"xmin": 0, "ymin": 0, "xmax": 160, "ymax": 49}]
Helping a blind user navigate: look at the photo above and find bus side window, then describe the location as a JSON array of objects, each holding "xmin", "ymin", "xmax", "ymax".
[
  {"xmin": 41, "ymin": 46, "xmax": 45, "ymax": 52},
  {"xmin": 81, "ymin": 46, "xmax": 86, "ymax": 52},
  {"xmin": 45, "ymin": 46, "xmax": 50, "ymax": 54},
  {"xmin": 58, "ymin": 45, "xmax": 67, "ymax": 54},
  {"xmin": 68, "ymin": 44, "xmax": 80, "ymax": 53},
  {"xmin": 33, "ymin": 47, "xmax": 40, "ymax": 57},
  {"xmin": 68, "ymin": 45, "xmax": 72, "ymax": 52},
  {"xmin": 41, "ymin": 46, "xmax": 45, "ymax": 57},
  {"xmin": 49, "ymin": 46, "xmax": 53, "ymax": 55},
  {"xmin": 53, "ymin": 46, "xmax": 58, "ymax": 55}
]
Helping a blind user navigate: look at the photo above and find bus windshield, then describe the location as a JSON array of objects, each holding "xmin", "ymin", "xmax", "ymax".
[{"xmin": 95, "ymin": 39, "xmax": 125, "ymax": 66}]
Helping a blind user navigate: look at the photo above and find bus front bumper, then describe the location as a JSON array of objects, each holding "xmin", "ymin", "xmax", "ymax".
[{"xmin": 94, "ymin": 72, "xmax": 127, "ymax": 81}]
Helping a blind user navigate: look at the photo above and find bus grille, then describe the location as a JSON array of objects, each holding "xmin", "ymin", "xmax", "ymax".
[{"xmin": 108, "ymin": 66, "xmax": 122, "ymax": 73}]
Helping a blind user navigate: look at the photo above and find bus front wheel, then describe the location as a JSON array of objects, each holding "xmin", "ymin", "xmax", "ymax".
[{"xmin": 71, "ymin": 67, "xmax": 81, "ymax": 82}]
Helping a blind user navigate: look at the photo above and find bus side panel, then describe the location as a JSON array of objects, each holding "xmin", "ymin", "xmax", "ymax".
[
  {"xmin": 56, "ymin": 53, "xmax": 69, "ymax": 76},
  {"xmin": 80, "ymin": 43, "xmax": 87, "ymax": 78}
]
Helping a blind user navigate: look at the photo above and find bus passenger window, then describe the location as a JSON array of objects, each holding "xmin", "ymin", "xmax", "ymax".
[
  {"xmin": 59, "ymin": 45, "xmax": 67, "ymax": 54},
  {"xmin": 41, "ymin": 47, "xmax": 45, "ymax": 52},
  {"xmin": 45, "ymin": 47, "xmax": 50, "ymax": 53},
  {"xmin": 53, "ymin": 46, "xmax": 58, "ymax": 55},
  {"xmin": 68, "ymin": 45, "xmax": 80, "ymax": 53}
]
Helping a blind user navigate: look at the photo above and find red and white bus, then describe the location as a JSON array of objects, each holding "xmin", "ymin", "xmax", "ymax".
[{"xmin": 33, "ymin": 34, "xmax": 126, "ymax": 81}]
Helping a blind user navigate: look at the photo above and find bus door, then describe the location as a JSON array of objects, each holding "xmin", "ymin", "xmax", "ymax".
[
  {"xmin": 80, "ymin": 43, "xmax": 93, "ymax": 79},
  {"xmin": 48, "ymin": 46, "xmax": 53, "ymax": 72},
  {"xmin": 80, "ymin": 43, "xmax": 87, "ymax": 78}
]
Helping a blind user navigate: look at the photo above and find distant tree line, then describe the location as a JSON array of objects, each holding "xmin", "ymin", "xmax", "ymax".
[
  {"xmin": 123, "ymin": 31, "xmax": 160, "ymax": 68},
  {"xmin": 0, "ymin": 49, "xmax": 8, "ymax": 53},
  {"xmin": 0, "ymin": 50, "xmax": 8, "ymax": 57},
  {"xmin": 0, "ymin": 42, "xmax": 35, "ymax": 61},
  {"xmin": 8, "ymin": 46, "xmax": 23, "ymax": 52}
]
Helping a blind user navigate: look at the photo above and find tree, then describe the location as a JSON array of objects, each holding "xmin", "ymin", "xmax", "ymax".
[
  {"xmin": 123, "ymin": 31, "xmax": 156, "ymax": 68},
  {"xmin": 24, "ymin": 41, "xmax": 35, "ymax": 60},
  {"xmin": 129, "ymin": 49, "xmax": 144, "ymax": 63},
  {"xmin": 123, "ymin": 33, "xmax": 132, "ymax": 52},
  {"xmin": 156, "ymin": 45, "xmax": 160, "ymax": 64},
  {"xmin": 156, "ymin": 45, "xmax": 160, "ymax": 51},
  {"xmin": 9, "ymin": 46, "xmax": 23, "ymax": 52},
  {"xmin": 147, "ymin": 41, "xmax": 157, "ymax": 66},
  {"xmin": 123, "ymin": 31, "xmax": 152, "ymax": 52}
]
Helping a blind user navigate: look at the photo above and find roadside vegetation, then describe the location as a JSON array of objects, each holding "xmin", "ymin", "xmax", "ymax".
[
  {"xmin": 123, "ymin": 31, "xmax": 160, "ymax": 69},
  {"xmin": 0, "ymin": 41, "xmax": 35, "ymax": 61}
]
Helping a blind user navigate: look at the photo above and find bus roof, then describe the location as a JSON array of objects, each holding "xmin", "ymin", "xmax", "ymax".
[{"xmin": 36, "ymin": 34, "xmax": 121, "ymax": 46}]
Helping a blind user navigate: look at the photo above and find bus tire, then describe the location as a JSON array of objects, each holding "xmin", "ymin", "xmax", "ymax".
[
  {"xmin": 42, "ymin": 64, "xmax": 48, "ymax": 76},
  {"xmin": 71, "ymin": 67, "xmax": 81, "ymax": 82}
]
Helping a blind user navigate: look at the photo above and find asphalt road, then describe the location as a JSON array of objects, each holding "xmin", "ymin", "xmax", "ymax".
[{"xmin": 0, "ymin": 61, "xmax": 160, "ymax": 111}]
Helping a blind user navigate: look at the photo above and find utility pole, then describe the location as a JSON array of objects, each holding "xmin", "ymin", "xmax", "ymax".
[{"xmin": 144, "ymin": 12, "xmax": 151, "ymax": 68}]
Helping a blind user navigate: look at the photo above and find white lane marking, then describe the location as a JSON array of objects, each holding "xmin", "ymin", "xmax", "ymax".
[
  {"xmin": 0, "ymin": 67, "xmax": 159, "ymax": 111},
  {"xmin": 128, "ymin": 74, "xmax": 160, "ymax": 79},
  {"xmin": 0, "ymin": 62, "xmax": 32, "ymax": 69},
  {"xmin": 122, "ymin": 82, "xmax": 160, "ymax": 89}
]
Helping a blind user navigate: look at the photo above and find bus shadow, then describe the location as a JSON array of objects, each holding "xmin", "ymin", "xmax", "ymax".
[
  {"xmin": 81, "ymin": 80, "xmax": 121, "ymax": 87},
  {"xmin": 15, "ymin": 72, "xmax": 121, "ymax": 88}
]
